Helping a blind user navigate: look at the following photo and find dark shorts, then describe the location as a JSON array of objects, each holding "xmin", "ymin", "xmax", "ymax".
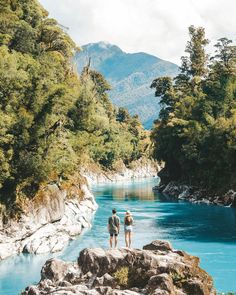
[{"xmin": 110, "ymin": 232, "xmax": 118, "ymax": 237}]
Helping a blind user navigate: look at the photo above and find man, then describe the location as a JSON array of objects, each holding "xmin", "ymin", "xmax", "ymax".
[{"xmin": 108, "ymin": 208, "xmax": 120, "ymax": 249}]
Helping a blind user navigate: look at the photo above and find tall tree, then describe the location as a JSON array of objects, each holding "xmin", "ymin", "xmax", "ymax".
[{"xmin": 151, "ymin": 26, "xmax": 236, "ymax": 192}]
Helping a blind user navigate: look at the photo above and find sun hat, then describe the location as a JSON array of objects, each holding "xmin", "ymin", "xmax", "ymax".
[{"xmin": 126, "ymin": 210, "xmax": 132, "ymax": 216}]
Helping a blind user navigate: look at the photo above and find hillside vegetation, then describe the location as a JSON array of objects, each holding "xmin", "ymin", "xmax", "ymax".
[
  {"xmin": 75, "ymin": 42, "xmax": 178, "ymax": 129},
  {"xmin": 0, "ymin": 0, "xmax": 149, "ymax": 213},
  {"xmin": 151, "ymin": 26, "xmax": 236, "ymax": 193}
]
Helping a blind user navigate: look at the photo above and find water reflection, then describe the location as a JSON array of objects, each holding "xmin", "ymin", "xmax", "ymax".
[{"xmin": 94, "ymin": 177, "xmax": 160, "ymax": 201}]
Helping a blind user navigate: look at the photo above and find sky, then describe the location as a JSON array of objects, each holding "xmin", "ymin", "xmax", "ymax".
[{"xmin": 39, "ymin": 0, "xmax": 236, "ymax": 64}]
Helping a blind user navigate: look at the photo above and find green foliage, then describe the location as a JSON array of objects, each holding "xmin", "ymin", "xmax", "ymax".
[
  {"xmin": 69, "ymin": 68, "xmax": 147, "ymax": 169},
  {"xmin": 113, "ymin": 266, "xmax": 149, "ymax": 289},
  {"xmin": 0, "ymin": 0, "xmax": 147, "ymax": 210},
  {"xmin": 113, "ymin": 267, "xmax": 129, "ymax": 287},
  {"xmin": 170, "ymin": 271, "xmax": 187, "ymax": 285},
  {"xmin": 151, "ymin": 26, "xmax": 236, "ymax": 191},
  {"xmin": 185, "ymin": 25, "xmax": 209, "ymax": 77},
  {"xmin": 116, "ymin": 107, "xmax": 131, "ymax": 123}
]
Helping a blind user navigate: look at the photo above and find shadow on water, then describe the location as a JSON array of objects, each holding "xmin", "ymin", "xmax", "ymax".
[{"xmin": 154, "ymin": 198, "xmax": 236, "ymax": 243}]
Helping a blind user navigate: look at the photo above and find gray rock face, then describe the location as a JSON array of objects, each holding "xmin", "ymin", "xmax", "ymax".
[
  {"xmin": 22, "ymin": 240, "xmax": 216, "ymax": 295},
  {"xmin": 155, "ymin": 181, "xmax": 236, "ymax": 207},
  {"xmin": 0, "ymin": 183, "xmax": 97, "ymax": 260},
  {"xmin": 41, "ymin": 259, "xmax": 78, "ymax": 282},
  {"xmin": 31, "ymin": 184, "xmax": 66, "ymax": 224}
]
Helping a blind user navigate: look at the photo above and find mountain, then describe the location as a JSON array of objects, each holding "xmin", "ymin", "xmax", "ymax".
[{"xmin": 75, "ymin": 42, "xmax": 179, "ymax": 129}]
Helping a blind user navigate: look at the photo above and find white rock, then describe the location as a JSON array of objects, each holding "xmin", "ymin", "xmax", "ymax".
[
  {"xmin": 0, "ymin": 243, "xmax": 18, "ymax": 260},
  {"xmin": 81, "ymin": 159, "xmax": 159, "ymax": 185},
  {"xmin": 0, "ymin": 183, "xmax": 97, "ymax": 260}
]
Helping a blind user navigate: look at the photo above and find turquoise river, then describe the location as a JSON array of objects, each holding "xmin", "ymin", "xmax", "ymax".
[{"xmin": 0, "ymin": 178, "xmax": 236, "ymax": 294}]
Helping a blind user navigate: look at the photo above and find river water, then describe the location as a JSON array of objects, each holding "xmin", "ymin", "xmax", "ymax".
[{"xmin": 1, "ymin": 178, "xmax": 236, "ymax": 294}]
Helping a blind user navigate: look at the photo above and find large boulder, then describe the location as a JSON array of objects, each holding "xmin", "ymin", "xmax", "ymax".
[
  {"xmin": 143, "ymin": 240, "xmax": 173, "ymax": 252},
  {"xmin": 41, "ymin": 258, "xmax": 78, "ymax": 282},
  {"xmin": 22, "ymin": 240, "xmax": 216, "ymax": 295}
]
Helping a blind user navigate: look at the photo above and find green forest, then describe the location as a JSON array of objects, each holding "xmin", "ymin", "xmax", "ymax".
[
  {"xmin": 151, "ymin": 26, "xmax": 236, "ymax": 193},
  {"xmin": 0, "ymin": 0, "xmax": 149, "ymax": 213},
  {"xmin": 1, "ymin": 0, "xmax": 236, "ymax": 217}
]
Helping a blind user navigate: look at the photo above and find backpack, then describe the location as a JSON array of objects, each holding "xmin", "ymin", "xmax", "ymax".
[{"xmin": 109, "ymin": 216, "xmax": 119, "ymax": 233}]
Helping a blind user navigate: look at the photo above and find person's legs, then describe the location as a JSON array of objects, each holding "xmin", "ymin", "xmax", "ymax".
[
  {"xmin": 114, "ymin": 234, "xmax": 118, "ymax": 248},
  {"xmin": 128, "ymin": 231, "xmax": 132, "ymax": 248},
  {"xmin": 109, "ymin": 234, "xmax": 113, "ymax": 248},
  {"xmin": 125, "ymin": 231, "xmax": 129, "ymax": 247}
]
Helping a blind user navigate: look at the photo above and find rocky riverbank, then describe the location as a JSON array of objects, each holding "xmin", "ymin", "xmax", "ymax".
[
  {"xmin": 81, "ymin": 158, "xmax": 161, "ymax": 185},
  {"xmin": 22, "ymin": 240, "xmax": 216, "ymax": 295},
  {"xmin": 154, "ymin": 181, "xmax": 236, "ymax": 207},
  {"xmin": 0, "ymin": 182, "xmax": 97, "ymax": 261},
  {"xmin": 0, "ymin": 159, "xmax": 160, "ymax": 261}
]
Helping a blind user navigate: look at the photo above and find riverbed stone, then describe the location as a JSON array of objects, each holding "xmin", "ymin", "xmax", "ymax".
[{"xmin": 156, "ymin": 181, "xmax": 236, "ymax": 207}]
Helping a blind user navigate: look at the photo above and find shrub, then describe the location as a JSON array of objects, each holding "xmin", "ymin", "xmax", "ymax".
[{"xmin": 113, "ymin": 267, "xmax": 129, "ymax": 287}]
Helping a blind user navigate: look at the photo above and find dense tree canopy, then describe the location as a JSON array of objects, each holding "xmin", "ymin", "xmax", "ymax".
[
  {"xmin": 0, "ymin": 0, "xmax": 148, "ymax": 212},
  {"xmin": 151, "ymin": 26, "xmax": 236, "ymax": 192}
]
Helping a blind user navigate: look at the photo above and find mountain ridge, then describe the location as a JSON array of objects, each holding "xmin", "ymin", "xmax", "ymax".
[{"xmin": 75, "ymin": 42, "xmax": 179, "ymax": 129}]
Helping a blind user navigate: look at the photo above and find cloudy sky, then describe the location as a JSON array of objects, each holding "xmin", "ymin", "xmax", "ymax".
[{"xmin": 39, "ymin": 0, "xmax": 235, "ymax": 64}]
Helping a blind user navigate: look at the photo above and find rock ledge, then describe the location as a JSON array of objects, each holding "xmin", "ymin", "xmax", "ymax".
[{"xmin": 22, "ymin": 240, "xmax": 216, "ymax": 295}]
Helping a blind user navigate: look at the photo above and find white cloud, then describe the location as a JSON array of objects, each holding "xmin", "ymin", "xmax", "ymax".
[{"xmin": 39, "ymin": 0, "xmax": 236, "ymax": 64}]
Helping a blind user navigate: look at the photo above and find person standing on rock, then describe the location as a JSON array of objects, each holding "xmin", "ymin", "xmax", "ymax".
[
  {"xmin": 124, "ymin": 210, "xmax": 133, "ymax": 248},
  {"xmin": 108, "ymin": 208, "xmax": 120, "ymax": 249}
]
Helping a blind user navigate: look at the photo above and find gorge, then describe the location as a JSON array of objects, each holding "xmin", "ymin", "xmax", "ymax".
[
  {"xmin": 1, "ymin": 179, "xmax": 236, "ymax": 294},
  {"xmin": 1, "ymin": 1, "xmax": 236, "ymax": 294}
]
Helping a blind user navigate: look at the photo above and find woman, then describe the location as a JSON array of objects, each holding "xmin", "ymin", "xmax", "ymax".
[{"xmin": 124, "ymin": 210, "xmax": 133, "ymax": 248}]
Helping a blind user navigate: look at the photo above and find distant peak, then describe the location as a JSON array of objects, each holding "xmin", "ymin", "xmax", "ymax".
[
  {"xmin": 85, "ymin": 41, "xmax": 110, "ymax": 47},
  {"xmin": 82, "ymin": 41, "xmax": 123, "ymax": 53},
  {"xmin": 97, "ymin": 41, "xmax": 112, "ymax": 48}
]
